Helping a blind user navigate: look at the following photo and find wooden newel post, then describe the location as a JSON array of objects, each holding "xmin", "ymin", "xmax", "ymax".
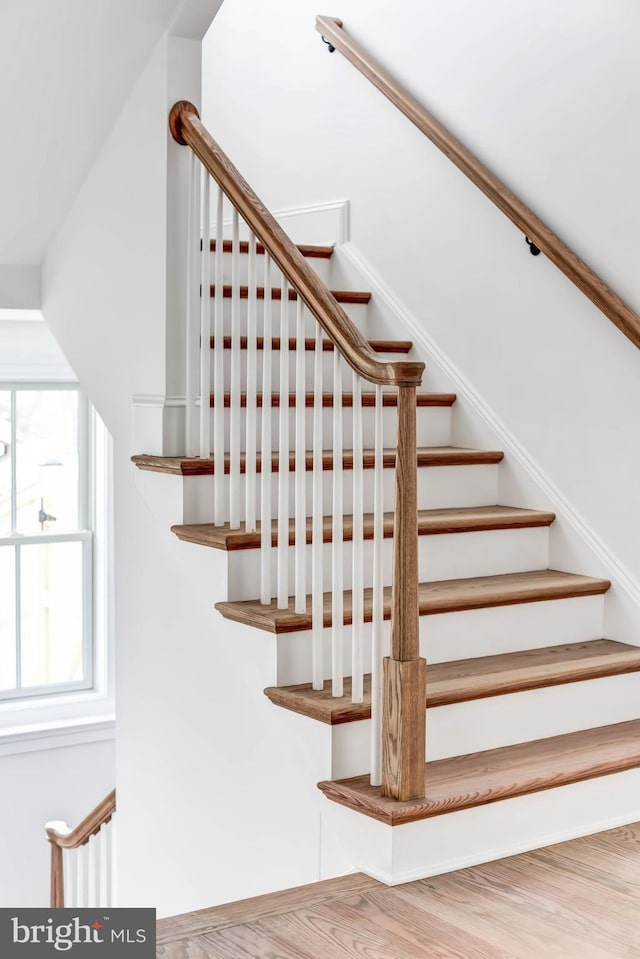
[
  {"xmin": 382, "ymin": 385, "xmax": 426, "ymax": 800},
  {"xmin": 50, "ymin": 843, "xmax": 64, "ymax": 908}
]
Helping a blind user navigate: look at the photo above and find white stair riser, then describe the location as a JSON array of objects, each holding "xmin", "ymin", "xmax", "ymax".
[
  {"xmin": 207, "ymin": 298, "xmax": 368, "ymax": 333},
  {"xmin": 210, "ymin": 354, "xmax": 421, "ymax": 393},
  {"xmin": 274, "ymin": 594, "xmax": 606, "ymax": 685},
  {"xmin": 320, "ymin": 770, "xmax": 640, "ymax": 885},
  {"xmin": 212, "ymin": 251, "xmax": 332, "ymax": 286},
  {"xmin": 182, "ymin": 463, "xmax": 500, "ymax": 525},
  {"xmin": 331, "ymin": 672, "xmax": 640, "ymax": 778},
  {"xmin": 204, "ymin": 405, "xmax": 451, "ymax": 453},
  {"xmin": 227, "ymin": 526, "xmax": 549, "ymax": 601}
]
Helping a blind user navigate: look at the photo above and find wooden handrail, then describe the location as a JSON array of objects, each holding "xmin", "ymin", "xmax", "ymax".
[
  {"xmin": 46, "ymin": 789, "xmax": 116, "ymax": 851},
  {"xmin": 46, "ymin": 790, "xmax": 115, "ymax": 908},
  {"xmin": 169, "ymin": 102, "xmax": 424, "ymax": 387},
  {"xmin": 169, "ymin": 102, "xmax": 426, "ymax": 801},
  {"xmin": 316, "ymin": 16, "xmax": 640, "ymax": 352}
]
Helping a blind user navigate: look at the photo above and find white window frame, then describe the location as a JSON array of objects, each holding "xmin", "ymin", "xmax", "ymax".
[{"xmin": 0, "ymin": 380, "xmax": 114, "ymax": 754}]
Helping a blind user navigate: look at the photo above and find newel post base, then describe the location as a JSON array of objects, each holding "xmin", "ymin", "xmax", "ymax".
[{"xmin": 381, "ymin": 656, "xmax": 427, "ymax": 801}]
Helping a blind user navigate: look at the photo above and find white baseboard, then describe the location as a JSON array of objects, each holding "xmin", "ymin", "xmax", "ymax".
[{"xmin": 367, "ymin": 809, "xmax": 640, "ymax": 886}]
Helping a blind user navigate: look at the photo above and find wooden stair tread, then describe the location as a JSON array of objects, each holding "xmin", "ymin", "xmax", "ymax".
[
  {"xmin": 215, "ymin": 569, "xmax": 611, "ymax": 634},
  {"xmin": 209, "ymin": 391, "xmax": 456, "ymax": 408},
  {"xmin": 131, "ymin": 446, "xmax": 504, "ymax": 476},
  {"xmin": 210, "ymin": 336, "xmax": 413, "ymax": 353},
  {"xmin": 209, "ymin": 285, "xmax": 371, "ymax": 304},
  {"xmin": 317, "ymin": 718, "xmax": 640, "ymax": 825},
  {"xmin": 264, "ymin": 640, "xmax": 640, "ymax": 724},
  {"xmin": 207, "ymin": 240, "xmax": 333, "ymax": 259},
  {"xmin": 171, "ymin": 505, "xmax": 555, "ymax": 552}
]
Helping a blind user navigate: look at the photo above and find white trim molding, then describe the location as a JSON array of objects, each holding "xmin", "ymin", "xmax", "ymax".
[
  {"xmin": 273, "ymin": 199, "xmax": 350, "ymax": 246},
  {"xmin": 0, "ymin": 714, "xmax": 115, "ymax": 757},
  {"xmin": 132, "ymin": 393, "xmax": 187, "ymax": 456},
  {"xmin": 211, "ymin": 199, "xmax": 350, "ymax": 248}
]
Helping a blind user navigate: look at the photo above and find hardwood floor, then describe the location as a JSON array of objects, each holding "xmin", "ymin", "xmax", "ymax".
[{"xmin": 157, "ymin": 821, "xmax": 640, "ymax": 957}]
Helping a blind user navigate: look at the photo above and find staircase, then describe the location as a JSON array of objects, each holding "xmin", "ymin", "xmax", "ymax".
[{"xmin": 130, "ymin": 99, "xmax": 640, "ymax": 887}]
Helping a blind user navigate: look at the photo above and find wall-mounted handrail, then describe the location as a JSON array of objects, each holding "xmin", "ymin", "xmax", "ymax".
[
  {"xmin": 169, "ymin": 102, "xmax": 424, "ymax": 387},
  {"xmin": 316, "ymin": 16, "xmax": 640, "ymax": 352}
]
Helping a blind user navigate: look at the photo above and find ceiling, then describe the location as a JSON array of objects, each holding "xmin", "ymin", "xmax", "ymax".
[{"xmin": 0, "ymin": 0, "xmax": 188, "ymax": 265}]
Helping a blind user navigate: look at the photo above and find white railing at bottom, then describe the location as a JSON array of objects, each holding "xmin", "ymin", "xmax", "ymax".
[{"xmin": 46, "ymin": 790, "xmax": 116, "ymax": 908}]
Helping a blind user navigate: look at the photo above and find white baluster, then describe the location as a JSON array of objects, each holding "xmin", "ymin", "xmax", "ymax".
[
  {"xmin": 64, "ymin": 849, "xmax": 75, "ymax": 908},
  {"xmin": 277, "ymin": 277, "xmax": 290, "ymax": 609},
  {"xmin": 370, "ymin": 384, "xmax": 384, "ymax": 785},
  {"xmin": 294, "ymin": 298, "xmax": 306, "ymax": 613},
  {"xmin": 331, "ymin": 350, "xmax": 344, "ymax": 697},
  {"xmin": 229, "ymin": 209, "xmax": 241, "ymax": 528},
  {"xmin": 245, "ymin": 233, "xmax": 258, "ymax": 532},
  {"xmin": 199, "ymin": 171, "xmax": 211, "ymax": 458},
  {"xmin": 351, "ymin": 371, "xmax": 364, "ymax": 703},
  {"xmin": 87, "ymin": 836, "xmax": 97, "ymax": 907},
  {"xmin": 311, "ymin": 323, "xmax": 324, "ymax": 689},
  {"xmin": 98, "ymin": 826, "xmax": 108, "ymax": 907},
  {"xmin": 213, "ymin": 188, "xmax": 225, "ymax": 525},
  {"xmin": 110, "ymin": 815, "xmax": 117, "ymax": 907},
  {"xmin": 76, "ymin": 845, "xmax": 88, "ymax": 908},
  {"xmin": 185, "ymin": 153, "xmax": 200, "ymax": 458},
  {"xmin": 260, "ymin": 254, "xmax": 273, "ymax": 604},
  {"xmin": 103, "ymin": 822, "xmax": 112, "ymax": 908}
]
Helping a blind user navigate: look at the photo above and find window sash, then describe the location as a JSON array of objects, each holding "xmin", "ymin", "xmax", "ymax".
[{"xmin": 0, "ymin": 383, "xmax": 95, "ymax": 703}]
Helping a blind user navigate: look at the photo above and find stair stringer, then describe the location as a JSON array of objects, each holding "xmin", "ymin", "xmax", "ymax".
[{"xmin": 330, "ymin": 238, "xmax": 640, "ymax": 648}]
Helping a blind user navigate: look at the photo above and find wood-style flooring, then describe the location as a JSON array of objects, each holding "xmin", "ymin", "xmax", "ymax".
[{"xmin": 157, "ymin": 821, "xmax": 640, "ymax": 958}]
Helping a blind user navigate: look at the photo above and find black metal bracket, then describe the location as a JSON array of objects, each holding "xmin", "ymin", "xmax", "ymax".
[
  {"xmin": 321, "ymin": 35, "xmax": 336, "ymax": 53},
  {"xmin": 38, "ymin": 497, "xmax": 56, "ymax": 529},
  {"xmin": 525, "ymin": 237, "xmax": 541, "ymax": 256}
]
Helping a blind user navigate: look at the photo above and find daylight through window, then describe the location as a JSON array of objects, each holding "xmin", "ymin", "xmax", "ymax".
[{"xmin": 0, "ymin": 386, "xmax": 93, "ymax": 700}]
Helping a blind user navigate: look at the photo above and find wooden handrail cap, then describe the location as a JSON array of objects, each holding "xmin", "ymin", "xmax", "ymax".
[{"xmin": 169, "ymin": 100, "xmax": 200, "ymax": 145}]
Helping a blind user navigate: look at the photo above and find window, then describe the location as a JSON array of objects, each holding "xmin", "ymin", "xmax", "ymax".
[
  {"xmin": 0, "ymin": 385, "xmax": 92, "ymax": 700},
  {"xmin": 0, "ymin": 376, "xmax": 113, "ymax": 752}
]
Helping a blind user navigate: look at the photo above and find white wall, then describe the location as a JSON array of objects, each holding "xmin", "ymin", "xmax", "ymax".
[
  {"xmin": 0, "ymin": 317, "xmax": 73, "ymax": 381},
  {"xmin": 202, "ymin": 0, "xmax": 640, "ymax": 579},
  {"xmin": 40, "ymin": 31, "xmax": 199, "ymax": 915},
  {"xmin": 0, "ymin": 740, "xmax": 115, "ymax": 907},
  {"xmin": 0, "ymin": 268, "xmax": 41, "ymax": 310},
  {"xmin": 40, "ymin": 20, "xmax": 335, "ymax": 918},
  {"xmin": 42, "ymin": 38, "xmax": 172, "ymax": 444},
  {"xmin": 0, "ymin": 319, "xmax": 115, "ymax": 908},
  {"xmin": 36, "ymin": 0, "xmax": 640, "ymax": 919}
]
